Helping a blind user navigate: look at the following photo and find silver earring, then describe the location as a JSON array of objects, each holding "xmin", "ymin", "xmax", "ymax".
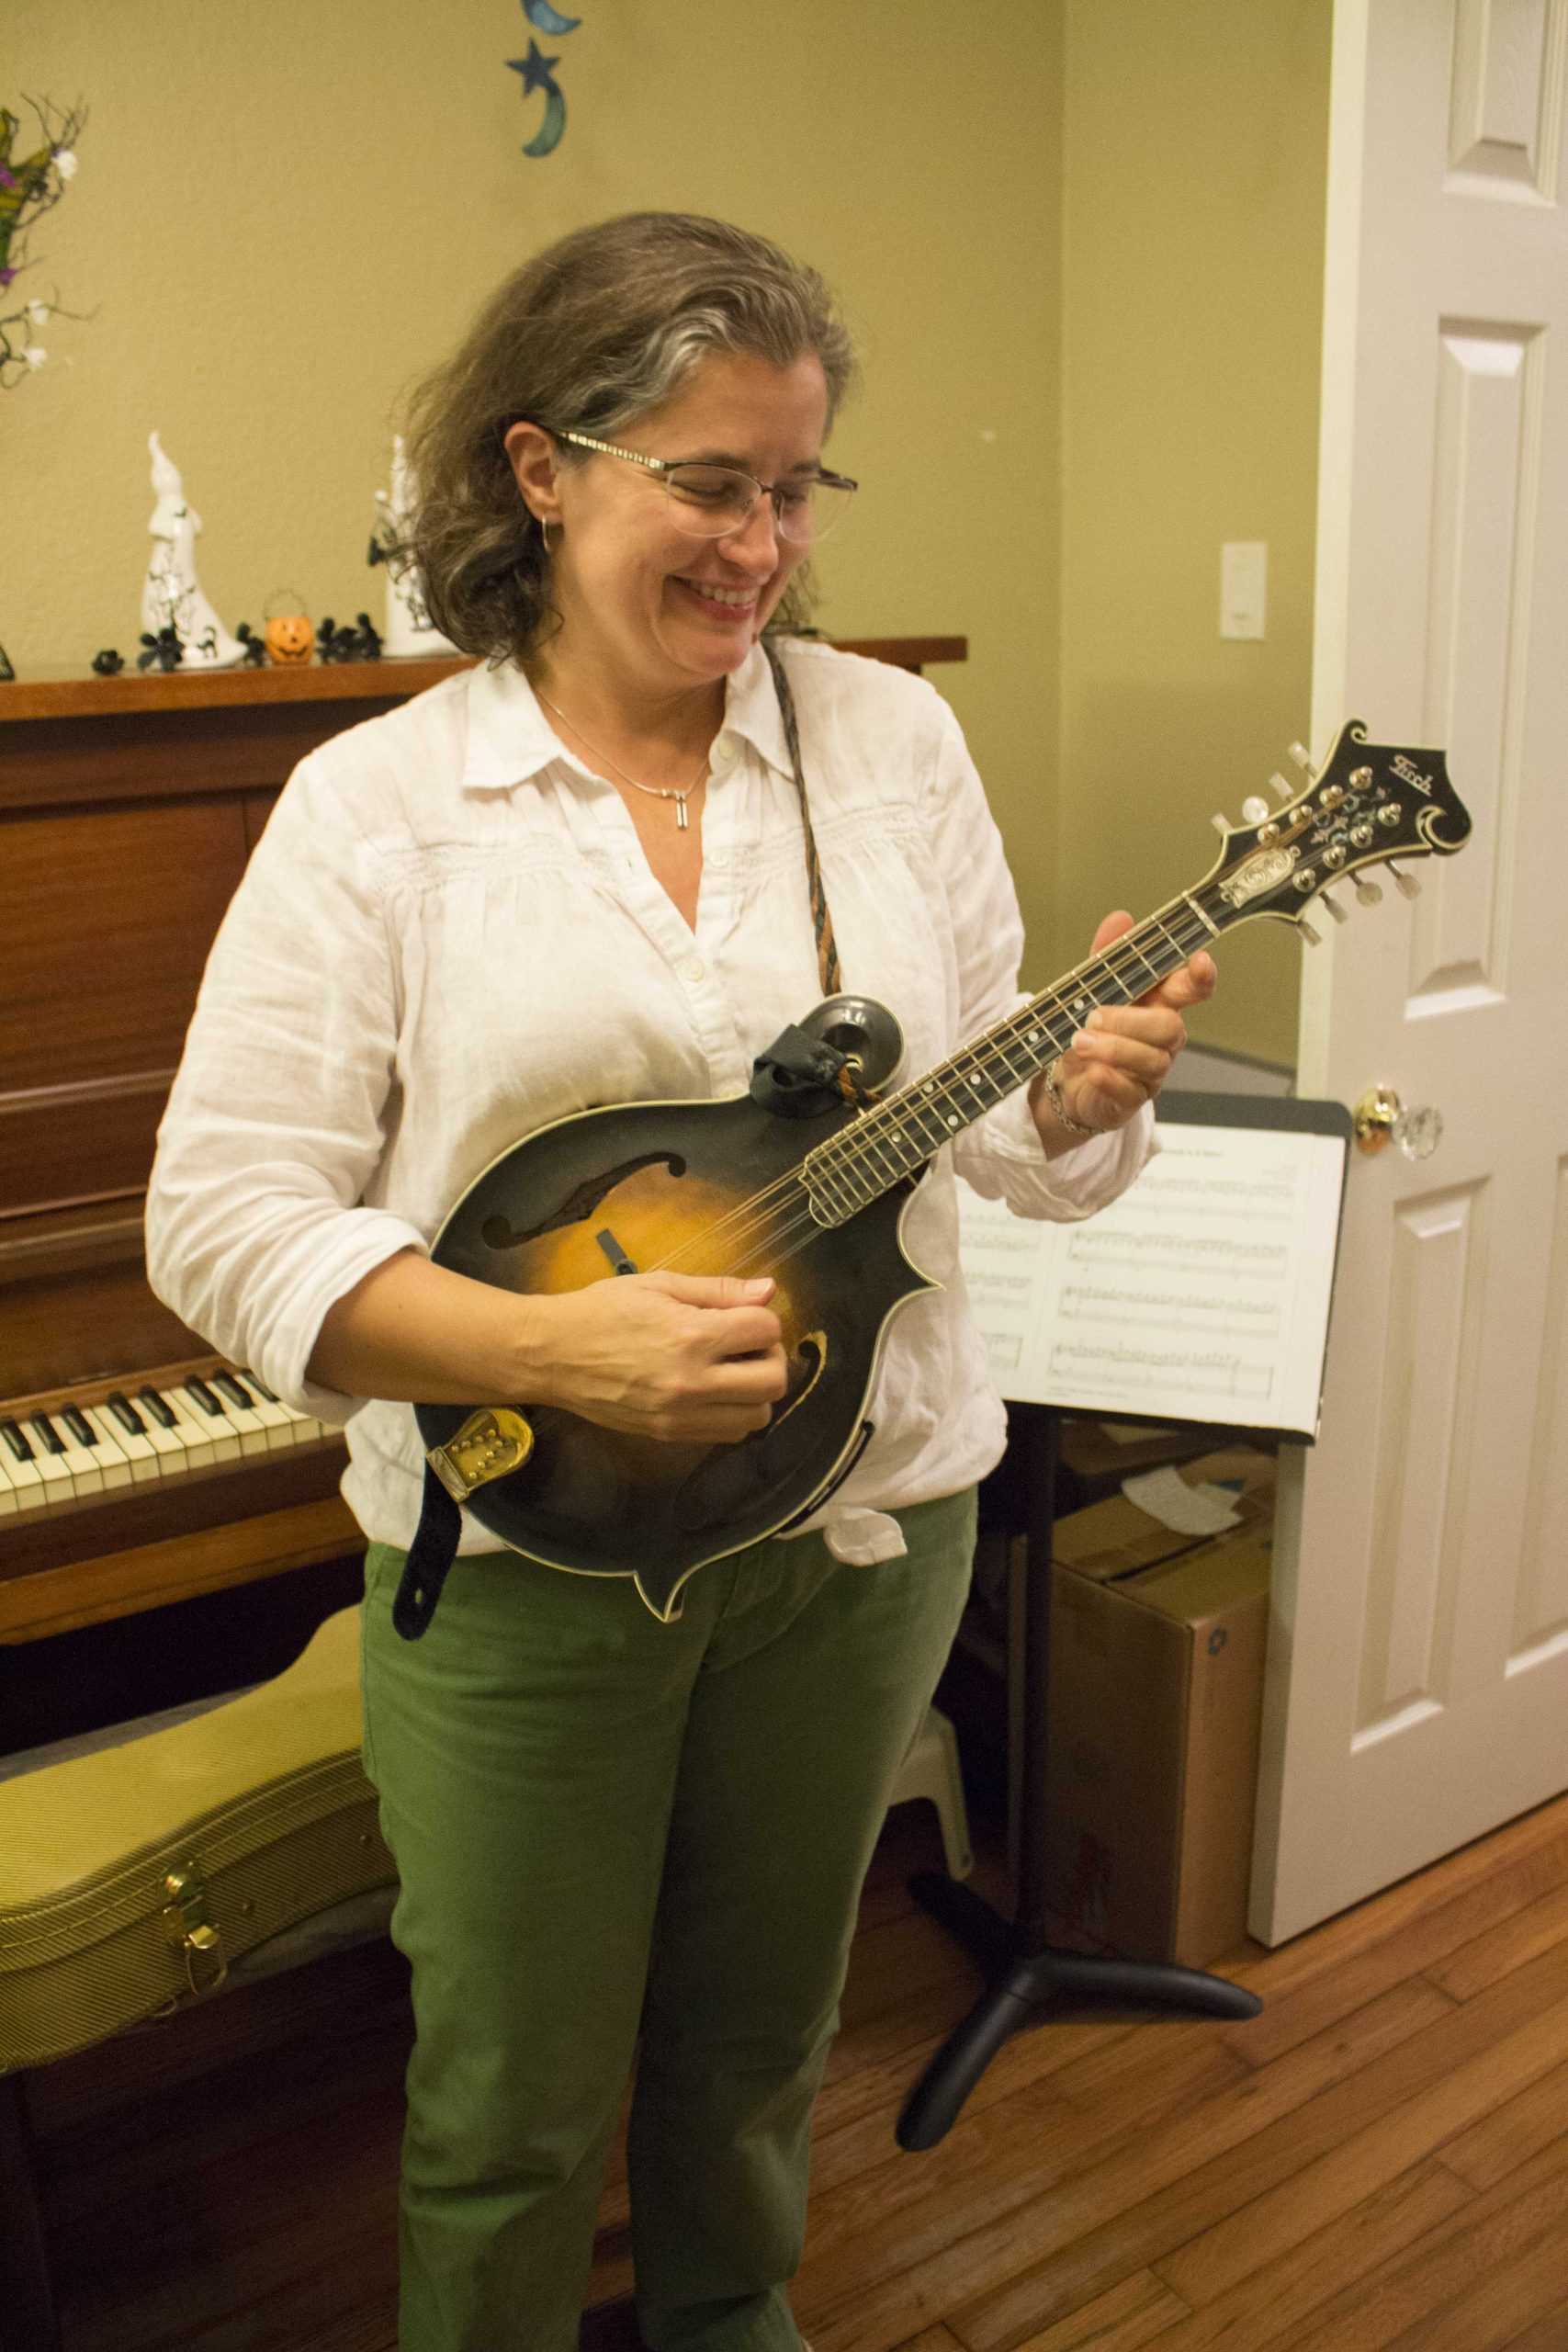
[{"xmin": 539, "ymin": 516, "xmax": 554, "ymax": 555}]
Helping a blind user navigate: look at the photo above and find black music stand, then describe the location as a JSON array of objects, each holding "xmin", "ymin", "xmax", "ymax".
[
  {"xmin": 897, "ymin": 1402, "xmax": 1260, "ymax": 2149},
  {"xmin": 897, "ymin": 1094, "xmax": 1351, "ymax": 2149}
]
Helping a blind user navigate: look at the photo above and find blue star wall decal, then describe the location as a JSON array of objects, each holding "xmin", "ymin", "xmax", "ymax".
[{"xmin": 508, "ymin": 38, "xmax": 560, "ymax": 96}]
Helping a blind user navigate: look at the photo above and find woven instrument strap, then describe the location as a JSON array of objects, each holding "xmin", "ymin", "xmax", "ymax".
[
  {"xmin": 762, "ymin": 635, "xmax": 841, "ymax": 1000},
  {"xmin": 392, "ymin": 637, "xmax": 842, "ymax": 1640}
]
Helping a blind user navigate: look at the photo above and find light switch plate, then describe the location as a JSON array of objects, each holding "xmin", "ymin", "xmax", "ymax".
[{"xmin": 1220, "ymin": 540, "xmax": 1267, "ymax": 639}]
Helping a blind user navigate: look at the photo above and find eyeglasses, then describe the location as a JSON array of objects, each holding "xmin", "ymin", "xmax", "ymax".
[{"xmin": 551, "ymin": 428, "xmax": 857, "ymax": 545}]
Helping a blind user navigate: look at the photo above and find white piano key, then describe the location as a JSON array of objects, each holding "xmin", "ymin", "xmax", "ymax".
[
  {"xmin": 0, "ymin": 1422, "xmax": 48, "ymax": 1510},
  {"xmin": 80, "ymin": 1401, "xmax": 151, "ymax": 1487},
  {"xmin": 219, "ymin": 1369, "xmax": 299, "ymax": 1450},
  {"xmin": 97, "ymin": 1393, "xmax": 164, "ymax": 1483},
  {"xmin": 179, "ymin": 1377, "xmax": 249, "ymax": 1463},
  {"xmin": 0, "ymin": 1446, "xmax": 18, "ymax": 1514},
  {"xmin": 34, "ymin": 1408, "xmax": 103, "ymax": 1499},
  {"xmin": 132, "ymin": 1386, "xmax": 195, "ymax": 1468},
  {"xmin": 62, "ymin": 1402, "xmax": 135, "ymax": 1491},
  {"xmin": 200, "ymin": 1372, "xmax": 270, "ymax": 1458},
  {"xmin": 244, "ymin": 1371, "xmax": 324, "ymax": 1445},
  {"xmin": 27, "ymin": 1412, "xmax": 86, "ymax": 1501},
  {"xmin": 155, "ymin": 1386, "xmax": 221, "ymax": 1472}
]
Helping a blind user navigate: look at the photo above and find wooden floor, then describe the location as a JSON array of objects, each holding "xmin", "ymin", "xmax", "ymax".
[{"xmin": 25, "ymin": 1787, "xmax": 1568, "ymax": 2352}]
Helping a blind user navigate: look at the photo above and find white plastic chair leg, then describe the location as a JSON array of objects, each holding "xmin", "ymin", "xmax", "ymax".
[{"xmin": 887, "ymin": 1703, "xmax": 973, "ymax": 1879}]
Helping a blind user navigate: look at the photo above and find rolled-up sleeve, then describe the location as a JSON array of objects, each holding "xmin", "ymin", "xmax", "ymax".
[
  {"xmin": 925, "ymin": 699, "xmax": 1156, "ymax": 1221},
  {"xmin": 145, "ymin": 755, "xmax": 428, "ymax": 1421}
]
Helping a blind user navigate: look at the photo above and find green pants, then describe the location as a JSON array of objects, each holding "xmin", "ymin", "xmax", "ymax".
[{"xmin": 359, "ymin": 1487, "xmax": 976, "ymax": 2352}]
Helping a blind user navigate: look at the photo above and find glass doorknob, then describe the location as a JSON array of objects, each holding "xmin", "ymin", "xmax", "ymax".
[{"xmin": 1353, "ymin": 1086, "xmax": 1443, "ymax": 1160}]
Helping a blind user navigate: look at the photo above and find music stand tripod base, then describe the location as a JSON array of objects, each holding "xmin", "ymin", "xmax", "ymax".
[
  {"xmin": 897, "ymin": 1404, "xmax": 1261, "ymax": 2153},
  {"xmin": 897, "ymin": 1869, "xmax": 1260, "ymax": 2150}
]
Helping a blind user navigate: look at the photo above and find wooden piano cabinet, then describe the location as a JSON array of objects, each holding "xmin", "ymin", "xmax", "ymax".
[{"xmin": 0, "ymin": 639, "xmax": 964, "ymax": 1723}]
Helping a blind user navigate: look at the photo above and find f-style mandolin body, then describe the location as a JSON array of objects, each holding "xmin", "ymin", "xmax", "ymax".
[{"xmin": 418, "ymin": 1091, "xmax": 934, "ymax": 1620}]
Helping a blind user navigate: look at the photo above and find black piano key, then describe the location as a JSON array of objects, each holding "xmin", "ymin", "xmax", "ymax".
[
  {"xmin": 186, "ymin": 1376, "xmax": 225, "ymax": 1419},
  {"xmin": 30, "ymin": 1412, "xmax": 66, "ymax": 1454},
  {"xmin": 62, "ymin": 1405, "xmax": 97, "ymax": 1449},
  {"xmin": 106, "ymin": 1390, "xmax": 146, "ymax": 1435},
  {"xmin": 2, "ymin": 1417, "xmax": 34, "ymax": 1463},
  {"xmin": 245, "ymin": 1372, "xmax": 280, "ymax": 1404},
  {"xmin": 213, "ymin": 1370, "xmax": 255, "ymax": 1409},
  {"xmin": 137, "ymin": 1385, "xmax": 178, "ymax": 1430}
]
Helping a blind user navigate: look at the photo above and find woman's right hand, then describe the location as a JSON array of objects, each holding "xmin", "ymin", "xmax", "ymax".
[{"xmin": 523, "ymin": 1271, "xmax": 789, "ymax": 1444}]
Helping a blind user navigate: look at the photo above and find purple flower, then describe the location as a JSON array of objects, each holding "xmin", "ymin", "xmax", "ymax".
[
  {"xmin": 0, "ymin": 166, "xmax": 16, "ymax": 189},
  {"xmin": 0, "ymin": 267, "xmax": 16, "ymax": 288}
]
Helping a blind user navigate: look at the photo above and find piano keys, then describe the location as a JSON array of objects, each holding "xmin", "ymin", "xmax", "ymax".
[
  {"xmin": 0, "ymin": 1365, "xmax": 327, "ymax": 1513},
  {"xmin": 0, "ymin": 1353, "xmax": 355, "ymax": 1656}
]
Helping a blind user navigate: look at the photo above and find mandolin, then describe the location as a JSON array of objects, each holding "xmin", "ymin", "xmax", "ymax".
[{"xmin": 414, "ymin": 721, "xmax": 1471, "ymax": 1623}]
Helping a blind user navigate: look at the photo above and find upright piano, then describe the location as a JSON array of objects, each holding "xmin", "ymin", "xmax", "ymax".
[{"xmin": 0, "ymin": 639, "xmax": 966, "ymax": 1758}]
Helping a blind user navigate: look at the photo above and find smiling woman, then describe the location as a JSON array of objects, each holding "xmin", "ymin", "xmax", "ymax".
[
  {"xmin": 396, "ymin": 210, "xmax": 857, "ymax": 675},
  {"xmin": 504, "ymin": 349, "xmax": 830, "ymax": 719},
  {"xmin": 144, "ymin": 209, "xmax": 1213, "ymax": 2352}
]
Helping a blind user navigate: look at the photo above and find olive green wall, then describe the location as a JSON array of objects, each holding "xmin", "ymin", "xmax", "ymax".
[
  {"xmin": 1056, "ymin": 0, "xmax": 1333, "ymax": 1066},
  {"xmin": 9, "ymin": 3, "xmax": 1331, "ymax": 1062},
  {"xmin": 5, "ymin": 0, "xmax": 1063, "ymax": 960}
]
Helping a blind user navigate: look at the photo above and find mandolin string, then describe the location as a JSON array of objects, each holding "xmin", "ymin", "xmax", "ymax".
[
  {"xmin": 641, "ymin": 889, "xmax": 1222, "ymax": 1284},
  {"xmin": 646, "ymin": 895, "xmax": 1218, "ymax": 1277},
  {"xmin": 733, "ymin": 876, "xmax": 1254, "ymax": 1277}
]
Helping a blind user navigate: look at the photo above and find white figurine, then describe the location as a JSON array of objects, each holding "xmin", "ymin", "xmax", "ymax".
[
  {"xmin": 141, "ymin": 432, "xmax": 245, "ymax": 668},
  {"xmin": 373, "ymin": 435, "xmax": 455, "ymax": 657}
]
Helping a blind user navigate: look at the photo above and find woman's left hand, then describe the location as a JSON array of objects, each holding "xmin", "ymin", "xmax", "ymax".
[{"xmin": 1029, "ymin": 910, "xmax": 1217, "ymax": 1150}]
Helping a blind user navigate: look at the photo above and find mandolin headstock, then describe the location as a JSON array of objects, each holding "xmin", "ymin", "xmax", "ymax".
[{"xmin": 1200, "ymin": 721, "xmax": 1472, "ymax": 943}]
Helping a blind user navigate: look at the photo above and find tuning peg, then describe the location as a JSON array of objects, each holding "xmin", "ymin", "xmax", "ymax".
[
  {"xmin": 1298, "ymin": 918, "xmax": 1322, "ymax": 947},
  {"xmin": 1319, "ymin": 891, "xmax": 1349, "ymax": 925},
  {"xmin": 1212, "ymin": 812, "xmax": 1233, "ymax": 835},
  {"xmin": 1288, "ymin": 741, "xmax": 1317, "ymax": 781},
  {"xmin": 1355, "ymin": 875, "xmax": 1383, "ymax": 907},
  {"xmin": 1241, "ymin": 795, "xmax": 1271, "ymax": 824},
  {"xmin": 1268, "ymin": 771, "xmax": 1294, "ymax": 804},
  {"xmin": 1390, "ymin": 866, "xmax": 1421, "ymax": 900}
]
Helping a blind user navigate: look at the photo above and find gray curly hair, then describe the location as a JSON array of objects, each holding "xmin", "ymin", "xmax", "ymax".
[{"xmin": 397, "ymin": 212, "xmax": 858, "ymax": 669}]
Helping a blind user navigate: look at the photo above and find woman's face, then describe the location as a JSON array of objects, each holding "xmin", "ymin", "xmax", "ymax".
[{"xmin": 511, "ymin": 348, "xmax": 830, "ymax": 704}]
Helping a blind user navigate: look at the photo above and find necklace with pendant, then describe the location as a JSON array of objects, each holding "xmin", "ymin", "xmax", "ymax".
[{"xmin": 536, "ymin": 690, "xmax": 709, "ymax": 831}]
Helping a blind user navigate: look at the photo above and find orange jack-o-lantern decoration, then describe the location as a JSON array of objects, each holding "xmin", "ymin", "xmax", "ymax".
[{"xmin": 265, "ymin": 613, "xmax": 314, "ymax": 664}]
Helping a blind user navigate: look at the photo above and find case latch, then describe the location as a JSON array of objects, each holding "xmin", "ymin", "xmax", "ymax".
[{"xmin": 162, "ymin": 1860, "xmax": 228, "ymax": 1997}]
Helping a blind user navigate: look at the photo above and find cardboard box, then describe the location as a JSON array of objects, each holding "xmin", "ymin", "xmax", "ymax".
[
  {"xmin": 1052, "ymin": 1445, "xmax": 1277, "ymax": 1579},
  {"xmin": 1038, "ymin": 1449, "xmax": 1275, "ymax": 1969}
]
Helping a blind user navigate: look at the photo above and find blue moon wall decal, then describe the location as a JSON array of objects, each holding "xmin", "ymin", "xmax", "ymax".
[
  {"xmin": 525, "ymin": 0, "xmax": 582, "ymax": 29},
  {"xmin": 523, "ymin": 85, "xmax": 568, "ymax": 155}
]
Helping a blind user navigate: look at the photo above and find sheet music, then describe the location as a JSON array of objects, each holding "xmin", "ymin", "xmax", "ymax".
[{"xmin": 956, "ymin": 1120, "xmax": 1346, "ymax": 1436}]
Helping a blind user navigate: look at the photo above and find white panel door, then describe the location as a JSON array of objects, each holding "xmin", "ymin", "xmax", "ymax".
[{"xmin": 1250, "ymin": 0, "xmax": 1568, "ymax": 1943}]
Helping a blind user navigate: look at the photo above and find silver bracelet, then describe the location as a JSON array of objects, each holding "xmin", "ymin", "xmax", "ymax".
[{"xmin": 1042, "ymin": 1054, "xmax": 1096, "ymax": 1138}]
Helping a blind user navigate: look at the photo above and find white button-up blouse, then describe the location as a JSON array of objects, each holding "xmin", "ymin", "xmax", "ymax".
[{"xmin": 145, "ymin": 638, "xmax": 1154, "ymax": 1564}]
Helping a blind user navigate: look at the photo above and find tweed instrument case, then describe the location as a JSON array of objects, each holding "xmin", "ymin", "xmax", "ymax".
[{"xmin": 0, "ymin": 1608, "xmax": 396, "ymax": 2073}]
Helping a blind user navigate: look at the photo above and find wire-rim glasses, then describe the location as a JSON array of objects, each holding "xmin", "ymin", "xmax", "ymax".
[{"xmin": 551, "ymin": 427, "xmax": 857, "ymax": 545}]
